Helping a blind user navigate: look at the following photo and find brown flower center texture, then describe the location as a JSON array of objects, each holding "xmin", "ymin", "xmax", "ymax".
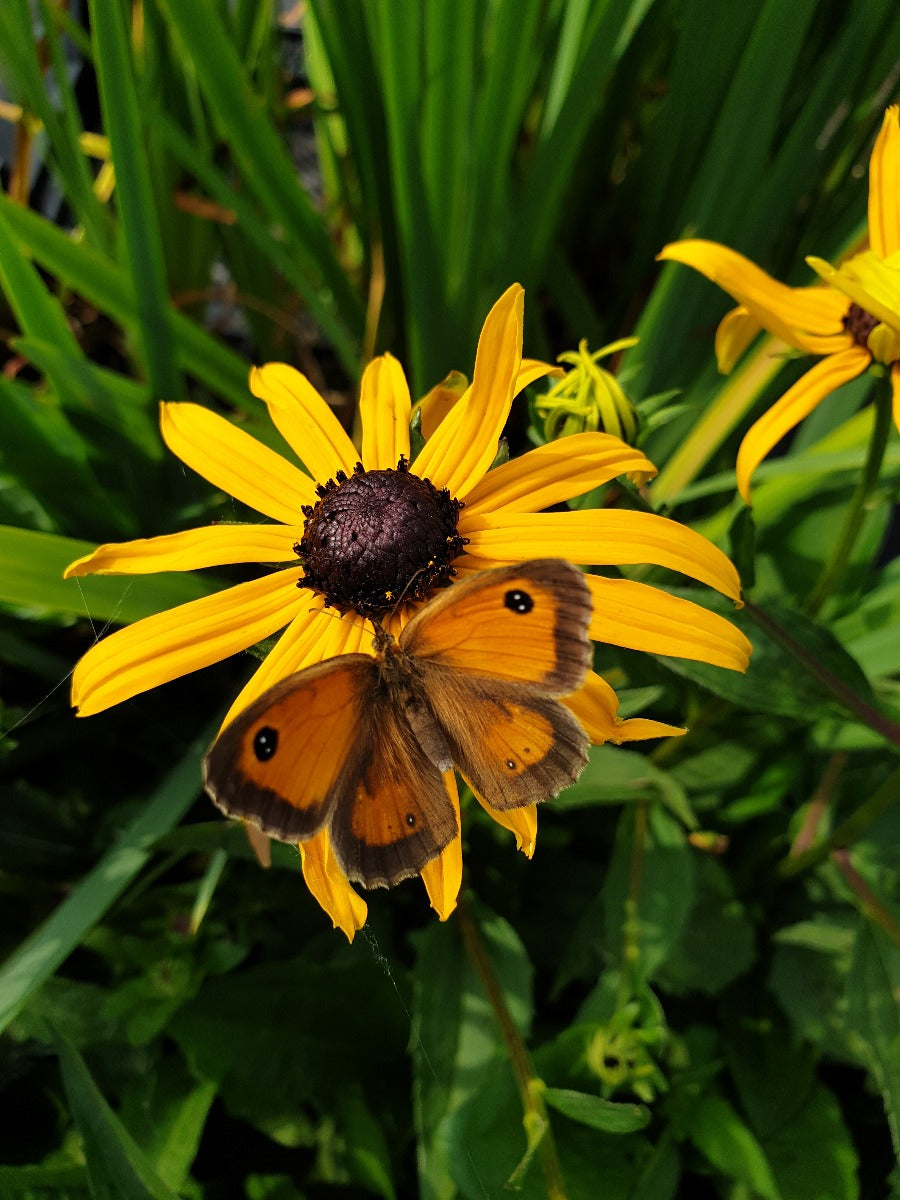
[
  {"xmin": 295, "ymin": 457, "xmax": 467, "ymax": 617},
  {"xmin": 842, "ymin": 302, "xmax": 880, "ymax": 349}
]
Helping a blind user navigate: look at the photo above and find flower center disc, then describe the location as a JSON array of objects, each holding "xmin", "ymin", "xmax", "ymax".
[{"xmin": 295, "ymin": 458, "xmax": 466, "ymax": 617}]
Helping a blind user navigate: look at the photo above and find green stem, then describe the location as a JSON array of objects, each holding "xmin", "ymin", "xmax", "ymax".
[
  {"xmin": 742, "ymin": 599, "xmax": 900, "ymax": 747},
  {"xmin": 805, "ymin": 372, "xmax": 894, "ymax": 615},
  {"xmin": 779, "ymin": 763, "xmax": 900, "ymax": 877},
  {"xmin": 831, "ymin": 849, "xmax": 900, "ymax": 946},
  {"xmin": 456, "ymin": 895, "xmax": 568, "ymax": 1200}
]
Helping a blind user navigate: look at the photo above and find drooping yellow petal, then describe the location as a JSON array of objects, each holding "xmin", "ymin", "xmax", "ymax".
[
  {"xmin": 412, "ymin": 284, "xmax": 524, "ymax": 498},
  {"xmin": 807, "ymin": 251, "xmax": 900, "ymax": 336},
  {"xmin": 360, "ymin": 353, "xmax": 412, "ymax": 470},
  {"xmin": 465, "ymin": 510, "xmax": 742, "ymax": 601},
  {"xmin": 565, "ymin": 671, "xmax": 686, "ymax": 745},
  {"xmin": 72, "ymin": 567, "xmax": 305, "ymax": 716},
  {"xmin": 515, "ymin": 358, "xmax": 564, "ymax": 392},
  {"xmin": 736, "ymin": 347, "xmax": 870, "ymax": 501},
  {"xmin": 420, "ymin": 772, "xmax": 463, "ymax": 919},
  {"xmin": 587, "ymin": 575, "xmax": 751, "ymax": 672},
  {"xmin": 244, "ymin": 824, "xmax": 272, "ymax": 868},
  {"xmin": 299, "ymin": 830, "xmax": 367, "ymax": 941},
  {"xmin": 65, "ymin": 524, "xmax": 303, "ymax": 578},
  {"xmin": 160, "ymin": 402, "xmax": 316, "ymax": 523},
  {"xmin": 218, "ymin": 591, "xmax": 372, "ymax": 731},
  {"xmin": 893, "ymin": 362, "xmax": 900, "ymax": 433},
  {"xmin": 868, "ymin": 106, "xmax": 900, "ymax": 259},
  {"xmin": 461, "ymin": 433, "xmax": 657, "ymax": 516},
  {"xmin": 715, "ymin": 305, "xmax": 762, "ymax": 373},
  {"xmin": 473, "ymin": 788, "xmax": 537, "ymax": 858},
  {"xmin": 249, "ymin": 363, "xmax": 359, "ymax": 480},
  {"xmin": 659, "ymin": 240, "xmax": 851, "ymax": 354}
]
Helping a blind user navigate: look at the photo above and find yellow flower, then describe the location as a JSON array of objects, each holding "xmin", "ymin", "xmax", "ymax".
[
  {"xmin": 659, "ymin": 105, "xmax": 900, "ymax": 502},
  {"xmin": 66, "ymin": 285, "xmax": 750, "ymax": 939}
]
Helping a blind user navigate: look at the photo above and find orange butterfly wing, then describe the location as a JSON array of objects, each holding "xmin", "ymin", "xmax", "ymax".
[
  {"xmin": 398, "ymin": 558, "xmax": 593, "ymax": 810},
  {"xmin": 328, "ymin": 693, "xmax": 459, "ymax": 888},
  {"xmin": 399, "ymin": 558, "xmax": 592, "ymax": 693},
  {"xmin": 203, "ymin": 654, "xmax": 377, "ymax": 842}
]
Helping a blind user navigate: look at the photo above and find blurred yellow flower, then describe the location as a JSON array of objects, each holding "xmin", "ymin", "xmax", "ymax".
[{"xmin": 659, "ymin": 105, "xmax": 900, "ymax": 501}]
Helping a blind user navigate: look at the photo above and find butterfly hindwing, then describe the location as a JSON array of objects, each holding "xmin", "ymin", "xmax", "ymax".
[
  {"xmin": 327, "ymin": 688, "xmax": 459, "ymax": 887},
  {"xmin": 203, "ymin": 654, "xmax": 378, "ymax": 842},
  {"xmin": 399, "ymin": 558, "xmax": 592, "ymax": 695},
  {"xmin": 419, "ymin": 666, "xmax": 589, "ymax": 810}
]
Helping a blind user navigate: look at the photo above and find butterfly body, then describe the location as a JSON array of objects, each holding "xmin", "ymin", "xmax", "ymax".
[{"xmin": 204, "ymin": 558, "xmax": 593, "ymax": 888}]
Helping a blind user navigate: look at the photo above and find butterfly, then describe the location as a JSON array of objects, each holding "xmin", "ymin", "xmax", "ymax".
[{"xmin": 203, "ymin": 558, "xmax": 593, "ymax": 889}]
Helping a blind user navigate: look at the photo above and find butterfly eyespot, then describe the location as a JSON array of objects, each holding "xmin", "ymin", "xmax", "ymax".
[
  {"xmin": 405, "ymin": 813, "xmax": 416, "ymax": 827},
  {"xmin": 504, "ymin": 587, "xmax": 534, "ymax": 615},
  {"xmin": 506, "ymin": 758, "xmax": 517, "ymax": 771},
  {"xmin": 253, "ymin": 727, "xmax": 279, "ymax": 761}
]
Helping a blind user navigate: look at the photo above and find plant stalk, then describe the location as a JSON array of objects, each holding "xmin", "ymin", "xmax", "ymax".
[
  {"xmin": 805, "ymin": 372, "xmax": 894, "ymax": 615},
  {"xmin": 457, "ymin": 894, "xmax": 567, "ymax": 1200}
]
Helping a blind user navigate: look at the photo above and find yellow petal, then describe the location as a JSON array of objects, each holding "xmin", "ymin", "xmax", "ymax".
[
  {"xmin": 411, "ymin": 284, "xmax": 523, "ymax": 497},
  {"xmin": 72, "ymin": 567, "xmax": 305, "ymax": 716},
  {"xmin": 587, "ymin": 575, "xmax": 751, "ymax": 671},
  {"xmin": 249, "ymin": 363, "xmax": 359, "ymax": 480},
  {"xmin": 465, "ymin": 509, "xmax": 742, "ymax": 601},
  {"xmin": 659, "ymin": 240, "xmax": 851, "ymax": 353},
  {"xmin": 893, "ymin": 362, "xmax": 900, "ymax": 434},
  {"xmin": 414, "ymin": 371, "xmax": 468, "ymax": 439},
  {"xmin": 218, "ymin": 591, "xmax": 372, "ymax": 731},
  {"xmin": 420, "ymin": 772, "xmax": 463, "ymax": 919},
  {"xmin": 299, "ymin": 830, "xmax": 367, "ymax": 941},
  {"xmin": 807, "ymin": 251, "xmax": 900, "ymax": 336},
  {"xmin": 462, "ymin": 433, "xmax": 657, "ymax": 516},
  {"xmin": 869, "ymin": 105, "xmax": 900, "ymax": 258},
  {"xmin": 65, "ymin": 524, "xmax": 303, "ymax": 578},
  {"xmin": 715, "ymin": 305, "xmax": 762, "ymax": 373},
  {"xmin": 360, "ymin": 353, "xmax": 412, "ymax": 469},
  {"xmin": 160, "ymin": 402, "xmax": 316, "ymax": 523},
  {"xmin": 473, "ymin": 789, "xmax": 537, "ymax": 858},
  {"xmin": 515, "ymin": 358, "xmax": 564, "ymax": 392},
  {"xmin": 564, "ymin": 671, "xmax": 686, "ymax": 745},
  {"xmin": 736, "ymin": 347, "xmax": 869, "ymax": 502},
  {"xmin": 244, "ymin": 824, "xmax": 272, "ymax": 867}
]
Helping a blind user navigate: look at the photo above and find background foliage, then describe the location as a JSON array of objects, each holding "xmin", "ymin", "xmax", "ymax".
[{"xmin": 0, "ymin": 1, "xmax": 898, "ymax": 1197}]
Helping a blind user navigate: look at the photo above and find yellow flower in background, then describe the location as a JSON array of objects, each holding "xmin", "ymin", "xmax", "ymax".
[
  {"xmin": 659, "ymin": 105, "xmax": 900, "ymax": 502},
  {"xmin": 66, "ymin": 285, "xmax": 750, "ymax": 939}
]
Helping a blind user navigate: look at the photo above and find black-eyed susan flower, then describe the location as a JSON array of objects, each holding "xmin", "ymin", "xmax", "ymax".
[
  {"xmin": 67, "ymin": 285, "xmax": 750, "ymax": 939},
  {"xmin": 659, "ymin": 105, "xmax": 900, "ymax": 502}
]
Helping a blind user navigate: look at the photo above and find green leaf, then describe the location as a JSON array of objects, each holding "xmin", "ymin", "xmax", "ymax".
[
  {"xmin": 0, "ymin": 525, "xmax": 216, "ymax": 622},
  {"xmin": 541, "ymin": 1086, "xmax": 650, "ymax": 1134},
  {"xmin": 0, "ymin": 725, "xmax": 213, "ymax": 1033},
  {"xmin": 0, "ymin": 194, "xmax": 252, "ymax": 412},
  {"xmin": 556, "ymin": 745, "xmax": 698, "ymax": 830},
  {"xmin": 688, "ymin": 1094, "xmax": 781, "ymax": 1200},
  {"xmin": 158, "ymin": 0, "xmax": 363, "ymax": 373},
  {"xmin": 660, "ymin": 597, "xmax": 876, "ymax": 722},
  {"xmin": 88, "ymin": 0, "xmax": 183, "ymax": 401},
  {"xmin": 169, "ymin": 951, "xmax": 408, "ymax": 1137},
  {"xmin": 845, "ymin": 926, "xmax": 900, "ymax": 1159},
  {"xmin": 0, "ymin": 1164, "xmax": 90, "ymax": 1196},
  {"xmin": 411, "ymin": 904, "xmax": 534, "ymax": 1199},
  {"xmin": 56, "ymin": 1035, "xmax": 182, "ymax": 1200}
]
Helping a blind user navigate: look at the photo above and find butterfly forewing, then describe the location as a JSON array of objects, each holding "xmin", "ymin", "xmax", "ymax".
[
  {"xmin": 203, "ymin": 654, "xmax": 377, "ymax": 842},
  {"xmin": 399, "ymin": 559, "xmax": 592, "ymax": 694}
]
